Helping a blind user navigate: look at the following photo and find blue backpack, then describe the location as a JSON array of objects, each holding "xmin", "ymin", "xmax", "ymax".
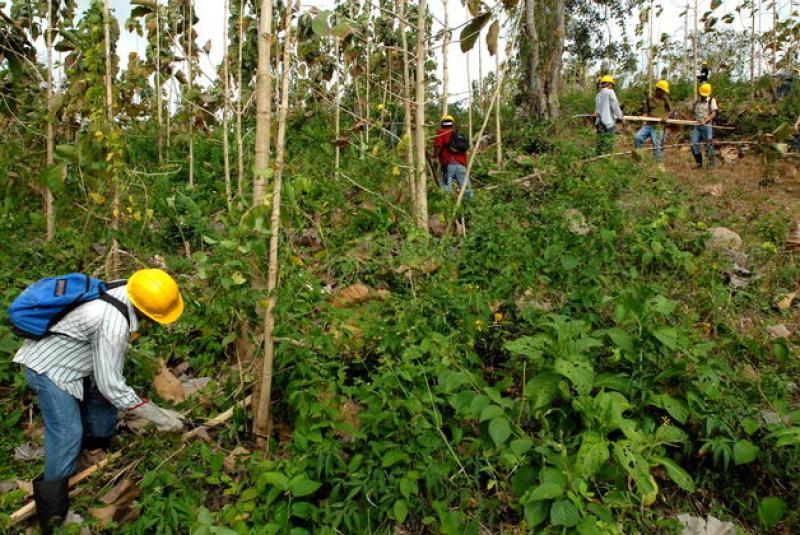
[{"xmin": 7, "ymin": 273, "xmax": 129, "ymax": 340}]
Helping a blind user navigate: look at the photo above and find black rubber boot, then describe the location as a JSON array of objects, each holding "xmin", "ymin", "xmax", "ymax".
[
  {"xmin": 33, "ymin": 477, "xmax": 69, "ymax": 535},
  {"xmin": 692, "ymin": 151, "xmax": 703, "ymax": 169}
]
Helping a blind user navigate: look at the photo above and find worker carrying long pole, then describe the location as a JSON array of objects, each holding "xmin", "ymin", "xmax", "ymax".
[
  {"xmin": 8, "ymin": 269, "xmax": 187, "ymax": 534},
  {"xmin": 690, "ymin": 82, "xmax": 719, "ymax": 169},
  {"xmin": 633, "ymin": 79, "xmax": 673, "ymax": 163}
]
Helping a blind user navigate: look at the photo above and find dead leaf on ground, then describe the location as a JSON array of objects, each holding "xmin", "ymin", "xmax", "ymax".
[
  {"xmin": 563, "ymin": 208, "xmax": 591, "ymax": 235},
  {"xmin": 786, "ymin": 222, "xmax": 800, "ymax": 251},
  {"xmin": 0, "ymin": 480, "xmax": 17, "ymax": 494},
  {"xmin": 739, "ymin": 363, "xmax": 760, "ymax": 382},
  {"xmin": 89, "ymin": 480, "xmax": 142, "ymax": 529},
  {"xmin": 676, "ymin": 513, "xmax": 736, "ymax": 535},
  {"xmin": 332, "ymin": 283, "xmax": 372, "ymax": 307},
  {"xmin": 331, "ymin": 137, "xmax": 350, "ymax": 148},
  {"xmin": 153, "ymin": 360, "xmax": 186, "ymax": 403},
  {"xmin": 223, "ymin": 446, "xmax": 251, "ymax": 471},
  {"xmin": 698, "ymin": 183, "xmax": 724, "ymax": 197},
  {"xmin": 100, "ymin": 478, "xmax": 137, "ymax": 505},
  {"xmin": 181, "ymin": 377, "xmax": 212, "ymax": 398},
  {"xmin": 14, "ymin": 443, "xmax": 44, "ymax": 461},
  {"xmin": 767, "ymin": 324, "xmax": 791, "ymax": 339},
  {"xmin": 15, "ymin": 479, "xmax": 32, "ymax": 495},
  {"xmin": 719, "ymin": 146, "xmax": 739, "ymax": 163},
  {"xmin": 335, "ymin": 400, "xmax": 363, "ymax": 440},
  {"xmin": 775, "ymin": 291, "xmax": 797, "ymax": 310}
]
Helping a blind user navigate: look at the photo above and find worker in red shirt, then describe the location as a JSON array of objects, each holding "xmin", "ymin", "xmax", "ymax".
[{"xmin": 432, "ymin": 115, "xmax": 473, "ymax": 198}]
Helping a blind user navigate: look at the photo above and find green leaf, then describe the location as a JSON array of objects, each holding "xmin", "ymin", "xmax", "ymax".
[
  {"xmin": 652, "ymin": 327, "xmax": 680, "ymax": 350},
  {"xmin": 393, "ymin": 499, "xmax": 409, "ymax": 523},
  {"xmin": 655, "ymin": 424, "xmax": 688, "ymax": 444},
  {"xmin": 459, "ymin": 13, "xmax": 491, "ymax": 53},
  {"xmin": 575, "ymin": 433, "xmax": 610, "ymax": 477},
  {"xmin": 758, "ymin": 496, "xmax": 786, "ymax": 528},
  {"xmin": 732, "ymin": 439, "xmax": 759, "ymax": 465},
  {"xmin": 479, "ymin": 404, "xmax": 503, "ymax": 422},
  {"xmin": 510, "ymin": 437, "xmax": 533, "ymax": 457},
  {"xmin": 524, "ymin": 501, "xmax": 548, "ymax": 527},
  {"xmin": 37, "ymin": 163, "xmax": 66, "ymax": 194},
  {"xmin": 289, "ymin": 476, "xmax": 322, "ymax": 497},
  {"xmin": 259, "ymin": 471, "xmax": 289, "ymax": 491},
  {"xmin": 438, "ymin": 369, "xmax": 467, "ymax": 393},
  {"xmin": 710, "ymin": 0, "xmax": 722, "ymax": 9},
  {"xmin": 554, "ymin": 358, "xmax": 594, "ymax": 395},
  {"xmin": 55, "ymin": 144, "xmax": 79, "ymax": 162},
  {"xmin": 524, "ymin": 371, "xmax": 561, "ymax": 410},
  {"xmin": 311, "ymin": 11, "xmax": 332, "ymax": 36},
  {"xmin": 550, "ymin": 499, "xmax": 580, "ymax": 527},
  {"xmin": 488, "ymin": 417, "xmax": 511, "ymax": 448},
  {"xmin": 604, "ymin": 328, "xmax": 634, "ymax": 352},
  {"xmin": 527, "ymin": 482, "xmax": 563, "ymax": 501},
  {"xmin": 560, "ymin": 255, "xmax": 579, "ymax": 270},
  {"xmin": 505, "ymin": 335, "xmax": 546, "ymax": 361},
  {"xmin": 382, "ymin": 450, "xmax": 408, "ymax": 468},
  {"xmin": 654, "ymin": 456, "xmax": 695, "ymax": 491},
  {"xmin": 649, "ymin": 393, "xmax": 689, "ymax": 424}
]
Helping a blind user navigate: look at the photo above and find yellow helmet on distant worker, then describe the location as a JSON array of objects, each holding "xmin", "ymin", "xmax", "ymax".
[
  {"xmin": 699, "ymin": 83, "xmax": 712, "ymax": 97},
  {"xmin": 655, "ymin": 79, "xmax": 670, "ymax": 94},
  {"xmin": 441, "ymin": 114, "xmax": 455, "ymax": 122},
  {"xmin": 127, "ymin": 269, "xmax": 184, "ymax": 324},
  {"xmin": 599, "ymin": 75, "xmax": 615, "ymax": 86}
]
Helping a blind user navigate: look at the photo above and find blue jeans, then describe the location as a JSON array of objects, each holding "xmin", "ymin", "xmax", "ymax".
[
  {"xmin": 24, "ymin": 367, "xmax": 117, "ymax": 480},
  {"xmin": 444, "ymin": 164, "xmax": 473, "ymax": 199},
  {"xmin": 634, "ymin": 125, "xmax": 666, "ymax": 161},
  {"xmin": 691, "ymin": 125, "xmax": 714, "ymax": 159}
]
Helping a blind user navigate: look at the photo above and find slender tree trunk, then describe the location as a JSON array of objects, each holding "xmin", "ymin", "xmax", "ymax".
[
  {"xmin": 683, "ymin": 3, "xmax": 689, "ymax": 80},
  {"xmin": 103, "ymin": 0, "xmax": 119, "ymax": 274},
  {"xmin": 750, "ymin": 1, "xmax": 756, "ymax": 97},
  {"xmin": 478, "ymin": 40, "xmax": 483, "ymax": 108},
  {"xmin": 545, "ymin": 0, "xmax": 565, "ymax": 118},
  {"xmin": 398, "ymin": 0, "xmax": 416, "ymax": 212},
  {"xmin": 495, "ymin": 51, "xmax": 502, "ymax": 167},
  {"xmin": 44, "ymin": 0, "xmax": 55, "ymax": 241},
  {"xmin": 524, "ymin": 0, "xmax": 546, "ymax": 117},
  {"xmin": 255, "ymin": 0, "xmax": 294, "ymax": 448},
  {"xmin": 467, "ymin": 52, "xmax": 473, "ymax": 143},
  {"xmin": 692, "ymin": 0, "xmax": 698, "ymax": 96},
  {"xmin": 414, "ymin": 0, "xmax": 428, "ymax": 231},
  {"xmin": 187, "ymin": 0, "xmax": 195, "ymax": 187},
  {"xmin": 168, "ymin": 15, "xmax": 177, "ymax": 151},
  {"xmin": 365, "ymin": 0, "xmax": 371, "ymax": 143},
  {"xmin": 770, "ymin": 0, "xmax": 777, "ymax": 95},
  {"xmin": 441, "ymin": 0, "xmax": 449, "ymax": 115},
  {"xmin": 237, "ymin": 0, "xmax": 245, "ymax": 199},
  {"xmin": 647, "ymin": 0, "xmax": 654, "ymax": 94},
  {"xmin": 155, "ymin": 0, "xmax": 163, "ymax": 163},
  {"xmin": 334, "ymin": 38, "xmax": 341, "ymax": 178},
  {"xmin": 223, "ymin": 0, "xmax": 232, "ymax": 209},
  {"xmin": 253, "ymin": 0, "xmax": 273, "ymax": 205}
]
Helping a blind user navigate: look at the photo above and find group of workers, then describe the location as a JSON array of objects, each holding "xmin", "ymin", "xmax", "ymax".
[{"xmin": 594, "ymin": 74, "xmax": 718, "ymax": 168}]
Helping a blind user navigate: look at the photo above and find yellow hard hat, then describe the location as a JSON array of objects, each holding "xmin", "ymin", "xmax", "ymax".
[
  {"xmin": 699, "ymin": 83, "xmax": 712, "ymax": 97},
  {"xmin": 376, "ymin": 103, "xmax": 385, "ymax": 112},
  {"xmin": 127, "ymin": 269, "xmax": 184, "ymax": 324},
  {"xmin": 600, "ymin": 75, "xmax": 615, "ymax": 85},
  {"xmin": 441, "ymin": 114, "xmax": 455, "ymax": 123},
  {"xmin": 655, "ymin": 80, "xmax": 670, "ymax": 94}
]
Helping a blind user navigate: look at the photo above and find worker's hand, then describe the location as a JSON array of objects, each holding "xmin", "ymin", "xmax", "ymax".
[{"xmin": 131, "ymin": 401, "xmax": 185, "ymax": 432}]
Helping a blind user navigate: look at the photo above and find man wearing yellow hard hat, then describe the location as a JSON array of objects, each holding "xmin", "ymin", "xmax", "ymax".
[
  {"xmin": 594, "ymin": 75, "xmax": 624, "ymax": 155},
  {"xmin": 12, "ymin": 269, "xmax": 185, "ymax": 533},
  {"xmin": 690, "ymin": 83, "xmax": 718, "ymax": 169},
  {"xmin": 634, "ymin": 79, "xmax": 673, "ymax": 162}
]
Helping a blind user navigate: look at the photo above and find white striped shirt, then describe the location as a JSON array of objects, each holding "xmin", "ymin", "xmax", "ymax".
[{"xmin": 13, "ymin": 285, "xmax": 142, "ymax": 409}]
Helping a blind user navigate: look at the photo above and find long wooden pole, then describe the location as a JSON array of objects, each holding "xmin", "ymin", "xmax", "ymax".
[
  {"xmin": 254, "ymin": 0, "xmax": 293, "ymax": 447},
  {"xmin": 103, "ymin": 0, "xmax": 119, "ymax": 276},
  {"xmin": 187, "ymin": 0, "xmax": 195, "ymax": 188},
  {"xmin": 155, "ymin": 0, "xmax": 163, "ymax": 163},
  {"xmin": 45, "ymin": 0, "xmax": 55, "ymax": 241},
  {"xmin": 692, "ymin": 0, "xmax": 698, "ymax": 96},
  {"xmin": 236, "ymin": 0, "xmax": 245, "ymax": 199},
  {"xmin": 414, "ymin": 0, "xmax": 429, "ymax": 231},
  {"xmin": 253, "ymin": 0, "xmax": 274, "ymax": 205},
  {"xmin": 441, "ymin": 0, "xmax": 449, "ymax": 115},
  {"xmin": 222, "ymin": 0, "xmax": 232, "ymax": 209},
  {"xmin": 398, "ymin": 0, "xmax": 416, "ymax": 211}
]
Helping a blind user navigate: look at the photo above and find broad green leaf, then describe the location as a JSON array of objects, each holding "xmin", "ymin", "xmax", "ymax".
[
  {"xmin": 510, "ymin": 437, "xmax": 533, "ymax": 457},
  {"xmin": 479, "ymin": 404, "xmax": 503, "ymax": 422},
  {"xmin": 652, "ymin": 327, "xmax": 680, "ymax": 350},
  {"xmin": 289, "ymin": 476, "xmax": 322, "ymax": 497},
  {"xmin": 394, "ymin": 499, "xmax": 409, "ymax": 523},
  {"xmin": 550, "ymin": 499, "xmax": 580, "ymax": 527},
  {"xmin": 577, "ymin": 516, "xmax": 602, "ymax": 535},
  {"xmin": 469, "ymin": 394, "xmax": 491, "ymax": 417},
  {"xmin": 554, "ymin": 358, "xmax": 594, "ymax": 395},
  {"xmin": 488, "ymin": 417, "xmax": 511, "ymax": 448},
  {"xmin": 311, "ymin": 11, "xmax": 332, "ymax": 36},
  {"xmin": 524, "ymin": 371, "xmax": 561, "ymax": 410},
  {"xmin": 505, "ymin": 335, "xmax": 547, "ymax": 361},
  {"xmin": 37, "ymin": 163, "xmax": 66, "ymax": 194},
  {"xmin": 437, "ymin": 369, "xmax": 467, "ymax": 393},
  {"xmin": 649, "ymin": 393, "xmax": 689, "ymax": 424},
  {"xmin": 459, "ymin": 13, "xmax": 491, "ymax": 53},
  {"xmin": 399, "ymin": 477, "xmax": 417, "ymax": 499},
  {"xmin": 55, "ymin": 144, "xmax": 79, "ymax": 162},
  {"xmin": 382, "ymin": 450, "xmax": 408, "ymax": 468},
  {"xmin": 526, "ymin": 482, "xmax": 563, "ymax": 501},
  {"xmin": 758, "ymin": 496, "xmax": 786, "ymax": 528},
  {"xmin": 560, "ymin": 255, "xmax": 579, "ymax": 270},
  {"xmin": 732, "ymin": 439, "xmax": 759, "ymax": 465},
  {"xmin": 604, "ymin": 328, "xmax": 634, "ymax": 352},
  {"xmin": 540, "ymin": 466, "xmax": 567, "ymax": 488},
  {"xmin": 258, "ymin": 471, "xmax": 289, "ymax": 491},
  {"xmin": 524, "ymin": 501, "xmax": 548, "ymax": 527},
  {"xmin": 653, "ymin": 456, "xmax": 694, "ymax": 491},
  {"xmin": 655, "ymin": 424, "xmax": 688, "ymax": 444},
  {"xmin": 576, "ymin": 433, "xmax": 609, "ymax": 477}
]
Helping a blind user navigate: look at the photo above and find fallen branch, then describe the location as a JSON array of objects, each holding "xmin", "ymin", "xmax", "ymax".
[
  {"xmin": 573, "ymin": 114, "xmax": 735, "ymax": 130},
  {"xmin": 10, "ymin": 396, "xmax": 252, "ymax": 526}
]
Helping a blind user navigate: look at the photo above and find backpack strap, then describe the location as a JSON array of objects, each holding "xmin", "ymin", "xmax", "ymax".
[{"xmin": 100, "ymin": 280, "xmax": 131, "ymax": 327}]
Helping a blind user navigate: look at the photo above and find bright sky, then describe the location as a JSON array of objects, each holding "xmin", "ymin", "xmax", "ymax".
[{"xmin": 4, "ymin": 0, "xmax": 788, "ymax": 104}]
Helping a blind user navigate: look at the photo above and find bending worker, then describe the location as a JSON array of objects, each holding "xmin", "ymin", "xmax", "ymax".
[
  {"xmin": 433, "ymin": 114, "xmax": 473, "ymax": 199},
  {"xmin": 691, "ymin": 83, "xmax": 718, "ymax": 169},
  {"xmin": 634, "ymin": 79, "xmax": 673, "ymax": 162},
  {"xmin": 13, "ymin": 269, "xmax": 186, "ymax": 533}
]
